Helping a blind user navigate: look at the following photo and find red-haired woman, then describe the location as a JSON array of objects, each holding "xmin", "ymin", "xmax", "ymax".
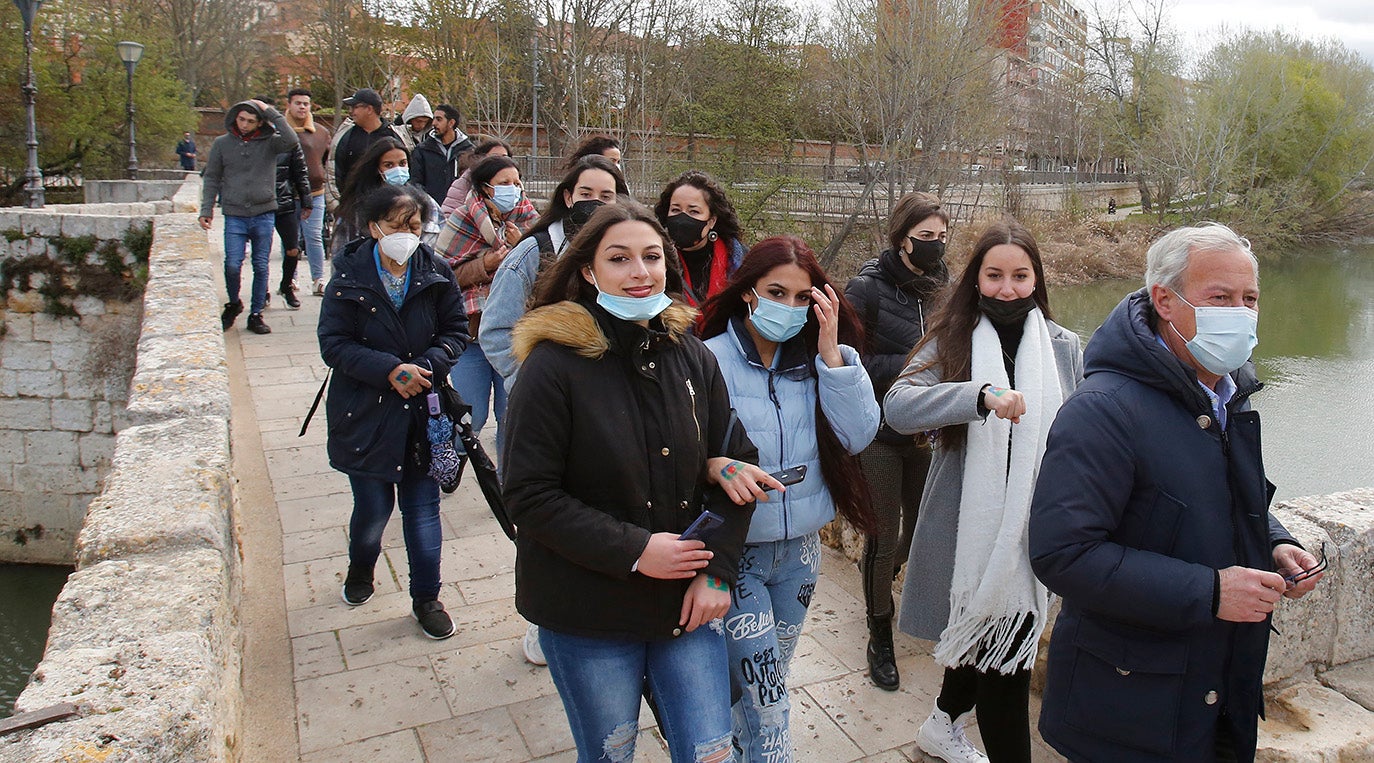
[{"xmin": 699, "ymin": 236, "xmax": 879, "ymax": 761}]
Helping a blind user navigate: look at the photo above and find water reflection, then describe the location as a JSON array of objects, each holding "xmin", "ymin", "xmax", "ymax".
[
  {"xmin": 0, "ymin": 564, "xmax": 71, "ymax": 715},
  {"xmin": 1050, "ymin": 245, "xmax": 1374, "ymax": 501}
]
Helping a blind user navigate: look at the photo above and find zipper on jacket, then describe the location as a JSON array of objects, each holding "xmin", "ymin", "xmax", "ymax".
[
  {"xmin": 685, "ymin": 378, "xmax": 701, "ymax": 444},
  {"xmin": 767, "ymin": 370, "xmax": 789, "ymax": 538}
]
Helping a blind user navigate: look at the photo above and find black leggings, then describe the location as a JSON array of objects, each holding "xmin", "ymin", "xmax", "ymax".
[{"xmin": 936, "ymin": 665, "xmax": 1032, "ymax": 763}]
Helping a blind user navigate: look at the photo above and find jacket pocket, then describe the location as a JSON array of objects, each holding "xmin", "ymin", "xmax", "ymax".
[
  {"xmin": 1120, "ymin": 487, "xmax": 1188, "ymax": 554},
  {"xmin": 1064, "ymin": 616, "xmax": 1188, "ymax": 756}
]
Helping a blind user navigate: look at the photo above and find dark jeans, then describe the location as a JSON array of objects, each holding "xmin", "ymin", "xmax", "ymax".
[
  {"xmin": 223, "ymin": 212, "xmax": 275, "ymax": 315},
  {"xmin": 347, "ymin": 473, "xmax": 442, "ymax": 602},
  {"xmin": 859, "ymin": 439, "xmax": 930, "ymax": 618}
]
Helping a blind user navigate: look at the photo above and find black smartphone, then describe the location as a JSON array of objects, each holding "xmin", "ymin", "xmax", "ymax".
[
  {"xmin": 763, "ymin": 465, "xmax": 807, "ymax": 491},
  {"xmin": 679, "ymin": 510, "xmax": 725, "ymax": 542}
]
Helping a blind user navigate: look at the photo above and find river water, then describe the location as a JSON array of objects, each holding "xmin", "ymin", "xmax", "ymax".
[
  {"xmin": 1050, "ymin": 243, "xmax": 1374, "ymax": 501},
  {"xmin": 0, "ymin": 564, "xmax": 71, "ymax": 714}
]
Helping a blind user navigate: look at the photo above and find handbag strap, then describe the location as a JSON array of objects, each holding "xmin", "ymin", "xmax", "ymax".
[{"xmin": 299, "ymin": 368, "xmax": 331, "ymax": 437}]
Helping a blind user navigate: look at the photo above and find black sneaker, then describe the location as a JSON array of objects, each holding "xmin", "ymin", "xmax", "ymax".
[
  {"xmin": 246, "ymin": 313, "xmax": 272, "ymax": 335},
  {"xmin": 220, "ymin": 300, "xmax": 244, "ymax": 331},
  {"xmin": 279, "ymin": 281, "xmax": 301, "ymax": 309},
  {"xmin": 341, "ymin": 566, "xmax": 374, "ymax": 606},
  {"xmin": 412, "ymin": 599, "xmax": 456, "ymax": 640}
]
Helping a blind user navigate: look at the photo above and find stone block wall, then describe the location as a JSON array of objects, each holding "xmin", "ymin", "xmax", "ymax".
[
  {"xmin": 0, "ymin": 202, "xmax": 244, "ymax": 761},
  {"xmin": 84, "ymin": 179, "xmax": 187, "ymax": 205},
  {"xmin": 0, "ymin": 208, "xmax": 152, "ymax": 565}
]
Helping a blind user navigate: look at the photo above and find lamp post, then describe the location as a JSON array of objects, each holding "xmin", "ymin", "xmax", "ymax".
[
  {"xmin": 116, "ymin": 40, "xmax": 143, "ymax": 179},
  {"xmin": 15, "ymin": 0, "xmax": 44, "ymax": 207}
]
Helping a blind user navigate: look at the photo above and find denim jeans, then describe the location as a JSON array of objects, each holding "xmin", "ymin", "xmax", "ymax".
[
  {"xmin": 301, "ymin": 193, "xmax": 327, "ymax": 281},
  {"xmin": 223, "ymin": 211, "xmax": 276, "ymax": 315},
  {"xmin": 540, "ymin": 625, "xmax": 734, "ymax": 763},
  {"xmin": 449, "ymin": 340, "xmax": 507, "ymax": 455},
  {"xmin": 725, "ymin": 532, "xmax": 822, "ymax": 763},
  {"xmin": 347, "ymin": 473, "xmax": 442, "ymax": 602}
]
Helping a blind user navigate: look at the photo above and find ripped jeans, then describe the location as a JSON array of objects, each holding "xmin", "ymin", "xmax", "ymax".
[
  {"xmin": 725, "ymin": 532, "xmax": 821, "ymax": 763},
  {"xmin": 541, "ymin": 624, "xmax": 734, "ymax": 763}
]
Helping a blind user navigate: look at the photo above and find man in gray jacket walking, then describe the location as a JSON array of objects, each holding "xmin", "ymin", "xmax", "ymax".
[{"xmin": 199, "ymin": 99, "xmax": 302, "ymax": 334}]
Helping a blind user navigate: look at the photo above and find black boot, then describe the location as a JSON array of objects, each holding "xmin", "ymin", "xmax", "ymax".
[
  {"xmin": 279, "ymin": 254, "xmax": 301, "ymax": 309},
  {"xmin": 867, "ymin": 615, "xmax": 900, "ymax": 690}
]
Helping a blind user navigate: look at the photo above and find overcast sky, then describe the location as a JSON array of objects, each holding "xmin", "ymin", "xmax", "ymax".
[{"xmin": 1103, "ymin": 0, "xmax": 1373, "ymax": 66}]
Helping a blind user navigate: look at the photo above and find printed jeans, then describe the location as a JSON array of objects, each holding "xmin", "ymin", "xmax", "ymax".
[
  {"xmin": 222, "ymin": 211, "xmax": 275, "ymax": 315},
  {"xmin": 540, "ymin": 625, "xmax": 734, "ymax": 763},
  {"xmin": 725, "ymin": 532, "xmax": 822, "ymax": 763},
  {"xmin": 346, "ymin": 473, "xmax": 442, "ymax": 602}
]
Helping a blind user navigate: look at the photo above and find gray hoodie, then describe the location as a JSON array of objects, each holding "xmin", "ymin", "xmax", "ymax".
[{"xmin": 200, "ymin": 101, "xmax": 300, "ymax": 219}]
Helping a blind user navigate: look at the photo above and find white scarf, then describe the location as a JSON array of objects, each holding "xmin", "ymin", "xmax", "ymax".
[{"xmin": 932, "ymin": 308, "xmax": 1063, "ymax": 674}]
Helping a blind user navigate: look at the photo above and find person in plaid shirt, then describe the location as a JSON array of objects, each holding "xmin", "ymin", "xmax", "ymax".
[{"xmin": 434, "ymin": 155, "xmax": 538, "ymax": 455}]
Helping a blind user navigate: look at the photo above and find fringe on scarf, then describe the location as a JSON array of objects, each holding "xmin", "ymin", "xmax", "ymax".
[{"xmin": 932, "ymin": 592, "xmax": 1045, "ymax": 675}]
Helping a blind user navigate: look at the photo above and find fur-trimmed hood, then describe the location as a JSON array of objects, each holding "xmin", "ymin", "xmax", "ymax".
[{"xmin": 512, "ymin": 300, "xmax": 698, "ymax": 363}]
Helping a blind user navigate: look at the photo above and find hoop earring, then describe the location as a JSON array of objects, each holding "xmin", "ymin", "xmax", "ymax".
[{"xmin": 707, "ymin": 230, "xmax": 719, "ymax": 242}]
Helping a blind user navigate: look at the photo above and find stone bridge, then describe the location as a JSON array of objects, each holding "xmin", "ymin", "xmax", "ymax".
[{"xmin": 0, "ymin": 177, "xmax": 1368, "ymax": 761}]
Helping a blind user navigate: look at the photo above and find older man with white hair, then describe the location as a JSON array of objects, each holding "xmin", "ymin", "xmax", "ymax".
[{"xmin": 1029, "ymin": 223, "xmax": 1324, "ymax": 763}]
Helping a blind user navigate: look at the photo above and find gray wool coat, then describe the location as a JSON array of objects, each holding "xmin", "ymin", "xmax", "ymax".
[{"xmin": 883, "ymin": 321, "xmax": 1083, "ymax": 642}]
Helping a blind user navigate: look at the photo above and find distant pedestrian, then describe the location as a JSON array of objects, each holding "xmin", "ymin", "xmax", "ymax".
[
  {"xmin": 176, "ymin": 131, "xmax": 197, "ymax": 170},
  {"xmin": 440, "ymin": 137, "xmax": 510, "ymax": 216},
  {"xmin": 563, "ymin": 134, "xmax": 622, "ymax": 171},
  {"xmin": 199, "ymin": 99, "xmax": 300, "ymax": 335},
  {"xmin": 410, "ymin": 103, "xmax": 474, "ymax": 205},
  {"xmin": 396, "ymin": 93, "xmax": 433, "ymax": 151},
  {"xmin": 320, "ymin": 183, "xmax": 468, "ymax": 641},
  {"xmin": 284, "ymin": 88, "xmax": 332, "ymax": 297}
]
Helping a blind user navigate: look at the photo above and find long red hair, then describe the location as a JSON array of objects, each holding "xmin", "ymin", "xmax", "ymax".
[{"xmin": 700, "ymin": 236, "xmax": 876, "ymax": 535}]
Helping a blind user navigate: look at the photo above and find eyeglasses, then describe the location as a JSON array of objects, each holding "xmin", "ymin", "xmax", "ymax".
[{"xmin": 1283, "ymin": 542, "xmax": 1328, "ymax": 585}]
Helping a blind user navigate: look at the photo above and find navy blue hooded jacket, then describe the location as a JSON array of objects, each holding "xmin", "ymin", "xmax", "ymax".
[
  {"xmin": 1029, "ymin": 288, "xmax": 1295, "ymax": 762},
  {"xmin": 318, "ymin": 238, "xmax": 468, "ymax": 481}
]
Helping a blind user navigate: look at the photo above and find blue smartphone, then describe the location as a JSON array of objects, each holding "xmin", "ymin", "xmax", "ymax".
[{"xmin": 679, "ymin": 510, "xmax": 725, "ymax": 542}]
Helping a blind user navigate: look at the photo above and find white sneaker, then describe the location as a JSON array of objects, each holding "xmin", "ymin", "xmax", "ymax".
[
  {"xmin": 312, "ymin": 278, "xmax": 326, "ymax": 296},
  {"xmin": 916, "ymin": 705, "xmax": 988, "ymax": 763},
  {"xmin": 523, "ymin": 623, "xmax": 547, "ymax": 666}
]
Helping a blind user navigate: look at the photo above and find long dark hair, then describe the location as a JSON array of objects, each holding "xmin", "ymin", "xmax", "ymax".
[
  {"xmin": 357, "ymin": 184, "xmax": 432, "ymax": 232},
  {"xmin": 458, "ymin": 136, "xmax": 511, "ymax": 173},
  {"xmin": 530, "ymin": 201, "xmax": 684, "ymax": 309},
  {"xmin": 914, "ymin": 219, "xmax": 1052, "ymax": 451},
  {"xmin": 561, "ymin": 134, "xmax": 621, "ymax": 171},
  {"xmin": 338, "ymin": 137, "xmax": 408, "ymax": 230},
  {"xmin": 653, "ymin": 170, "xmax": 742, "ymax": 245},
  {"xmin": 699, "ymin": 236, "xmax": 876, "ymax": 535},
  {"xmin": 523, "ymin": 155, "xmax": 628, "ymax": 240}
]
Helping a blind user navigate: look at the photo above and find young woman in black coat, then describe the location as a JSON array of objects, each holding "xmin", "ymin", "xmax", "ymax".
[
  {"xmin": 318, "ymin": 184, "xmax": 468, "ymax": 640},
  {"xmin": 501, "ymin": 202, "xmax": 757, "ymax": 763}
]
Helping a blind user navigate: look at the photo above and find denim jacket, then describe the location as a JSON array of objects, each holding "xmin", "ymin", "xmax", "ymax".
[
  {"xmin": 478, "ymin": 219, "xmax": 567, "ymax": 387},
  {"xmin": 704, "ymin": 319, "xmax": 879, "ymax": 543}
]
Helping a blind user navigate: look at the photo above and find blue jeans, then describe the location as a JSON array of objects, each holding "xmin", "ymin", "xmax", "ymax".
[
  {"xmin": 301, "ymin": 193, "xmax": 326, "ymax": 281},
  {"xmin": 449, "ymin": 340, "xmax": 506, "ymax": 454},
  {"xmin": 223, "ymin": 212, "xmax": 275, "ymax": 315},
  {"xmin": 541, "ymin": 626, "xmax": 734, "ymax": 763},
  {"xmin": 347, "ymin": 474, "xmax": 442, "ymax": 602},
  {"xmin": 725, "ymin": 532, "xmax": 821, "ymax": 763}
]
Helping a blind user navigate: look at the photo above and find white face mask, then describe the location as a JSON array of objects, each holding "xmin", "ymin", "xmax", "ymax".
[{"xmin": 372, "ymin": 224, "xmax": 420, "ymax": 266}]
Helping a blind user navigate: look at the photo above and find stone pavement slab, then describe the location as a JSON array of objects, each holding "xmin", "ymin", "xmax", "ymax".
[{"xmin": 231, "ymin": 252, "xmax": 1065, "ymax": 762}]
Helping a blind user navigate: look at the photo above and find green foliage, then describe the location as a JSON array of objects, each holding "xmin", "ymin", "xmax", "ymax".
[
  {"xmin": 50, "ymin": 234, "xmax": 98, "ymax": 265},
  {"xmin": 0, "ymin": 3, "xmax": 196, "ymax": 201}
]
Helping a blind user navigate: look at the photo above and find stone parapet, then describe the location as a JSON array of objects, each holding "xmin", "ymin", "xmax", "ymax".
[
  {"xmin": 1, "ymin": 175, "xmax": 243, "ymax": 761},
  {"xmin": 83, "ymin": 179, "xmax": 186, "ymax": 205}
]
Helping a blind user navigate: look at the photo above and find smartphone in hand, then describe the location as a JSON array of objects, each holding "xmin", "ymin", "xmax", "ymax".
[
  {"xmin": 679, "ymin": 510, "xmax": 725, "ymax": 542},
  {"xmin": 763, "ymin": 465, "xmax": 807, "ymax": 491}
]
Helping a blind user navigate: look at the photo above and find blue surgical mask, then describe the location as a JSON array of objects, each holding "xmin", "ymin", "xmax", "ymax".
[
  {"xmin": 382, "ymin": 166, "xmax": 410, "ymax": 186},
  {"xmin": 590, "ymin": 275, "xmax": 672, "ymax": 322},
  {"xmin": 748, "ymin": 289, "xmax": 810, "ymax": 343},
  {"xmin": 489, "ymin": 184, "xmax": 522, "ymax": 214},
  {"xmin": 1169, "ymin": 290, "xmax": 1259, "ymax": 375}
]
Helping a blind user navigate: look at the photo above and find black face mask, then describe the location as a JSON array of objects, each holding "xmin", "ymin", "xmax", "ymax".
[
  {"xmin": 978, "ymin": 294, "xmax": 1037, "ymax": 326},
  {"xmin": 665, "ymin": 213, "xmax": 709, "ymax": 251},
  {"xmin": 565, "ymin": 199, "xmax": 605, "ymax": 233},
  {"xmin": 905, "ymin": 237, "xmax": 946, "ymax": 272}
]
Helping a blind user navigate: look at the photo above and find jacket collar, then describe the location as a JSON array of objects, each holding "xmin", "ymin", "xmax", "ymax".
[
  {"xmin": 877, "ymin": 248, "xmax": 946, "ymax": 297},
  {"xmin": 512, "ymin": 299, "xmax": 698, "ymax": 364},
  {"xmin": 726, "ymin": 315, "xmax": 812, "ymax": 375},
  {"xmin": 1086, "ymin": 288, "xmax": 1261, "ymax": 414}
]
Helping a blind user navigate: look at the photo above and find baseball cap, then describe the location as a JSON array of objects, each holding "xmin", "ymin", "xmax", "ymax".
[{"xmin": 343, "ymin": 88, "xmax": 383, "ymax": 110}]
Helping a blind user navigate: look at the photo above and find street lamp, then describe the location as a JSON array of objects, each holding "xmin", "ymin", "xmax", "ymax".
[
  {"xmin": 14, "ymin": 0, "xmax": 45, "ymax": 207},
  {"xmin": 116, "ymin": 40, "xmax": 143, "ymax": 179}
]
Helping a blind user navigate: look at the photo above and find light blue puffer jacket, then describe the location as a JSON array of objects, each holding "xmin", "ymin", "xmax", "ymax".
[{"xmin": 705, "ymin": 318, "xmax": 879, "ymax": 543}]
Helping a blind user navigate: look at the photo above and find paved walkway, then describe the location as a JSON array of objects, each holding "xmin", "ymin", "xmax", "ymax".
[{"xmin": 227, "ymin": 251, "xmax": 1065, "ymax": 762}]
